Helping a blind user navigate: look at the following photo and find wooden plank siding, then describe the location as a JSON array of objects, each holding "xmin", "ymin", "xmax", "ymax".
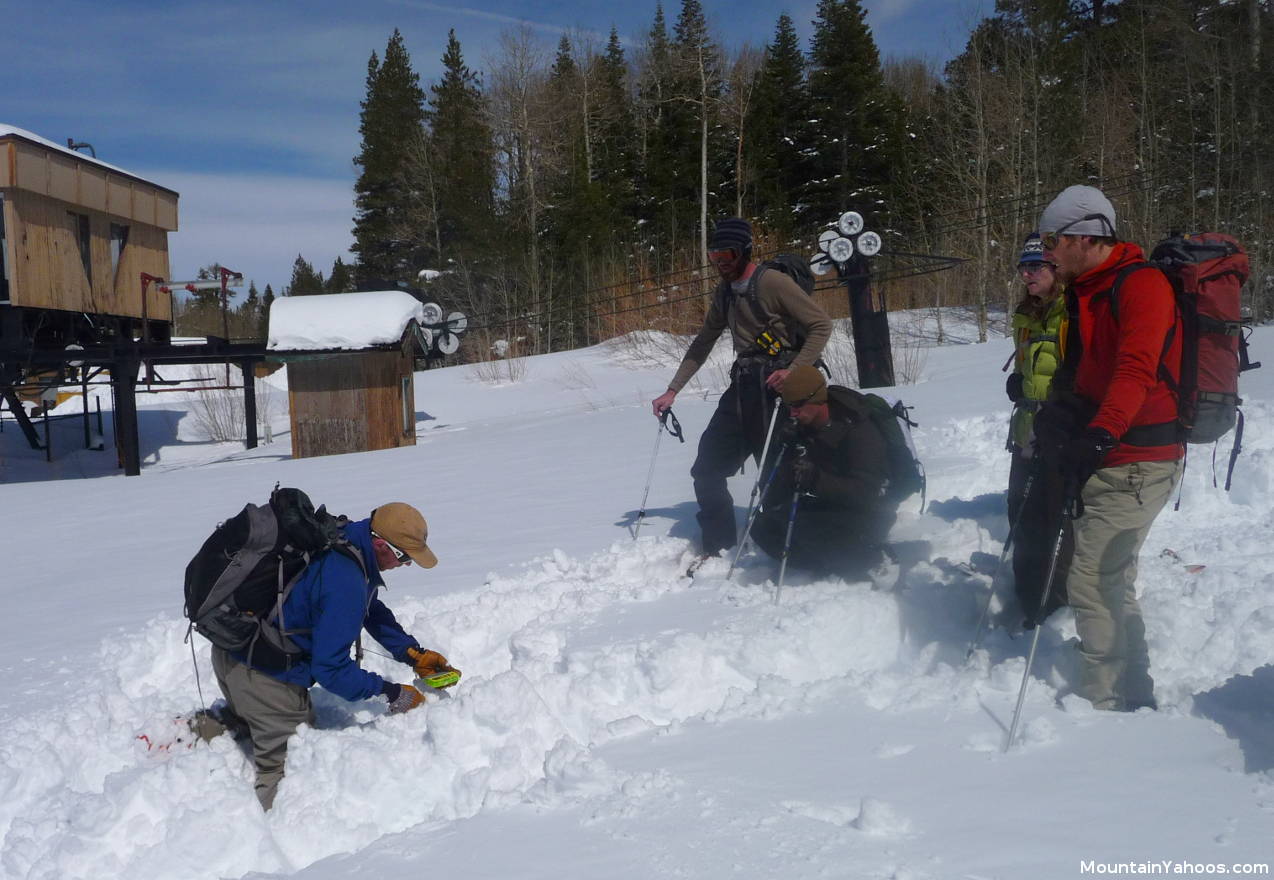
[
  {"xmin": 3, "ymin": 185, "xmax": 172, "ymax": 321},
  {"xmin": 0, "ymin": 132, "xmax": 176, "ymax": 322},
  {"xmin": 286, "ymin": 346, "xmax": 417, "ymax": 460}
]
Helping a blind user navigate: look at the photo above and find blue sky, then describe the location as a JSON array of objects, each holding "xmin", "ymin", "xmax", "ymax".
[{"xmin": 3, "ymin": 0, "xmax": 991, "ymax": 294}]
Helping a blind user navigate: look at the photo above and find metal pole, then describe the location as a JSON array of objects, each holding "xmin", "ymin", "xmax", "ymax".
[
  {"xmin": 95, "ymin": 395, "xmax": 104, "ymax": 449},
  {"xmin": 740, "ymin": 405, "xmax": 784, "ymax": 538},
  {"xmin": 1004, "ymin": 503, "xmax": 1072, "ymax": 752},
  {"xmin": 729, "ymin": 442, "xmax": 791, "ymax": 578},
  {"xmin": 43, "ymin": 403, "xmax": 51, "ymax": 462},
  {"xmin": 774, "ymin": 487, "xmax": 803, "ymax": 605},
  {"xmin": 112, "ymin": 357, "xmax": 141, "ymax": 476},
  {"xmin": 81, "ymin": 373, "xmax": 91, "ymax": 449},
  {"xmin": 633, "ymin": 417, "xmax": 665, "ymax": 540},
  {"xmin": 241, "ymin": 358, "xmax": 258, "ymax": 450},
  {"xmin": 842, "ymin": 252, "xmax": 895, "ymax": 389}
]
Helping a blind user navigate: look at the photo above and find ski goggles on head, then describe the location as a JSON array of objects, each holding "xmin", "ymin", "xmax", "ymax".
[{"xmin": 371, "ymin": 531, "xmax": 411, "ymax": 564}]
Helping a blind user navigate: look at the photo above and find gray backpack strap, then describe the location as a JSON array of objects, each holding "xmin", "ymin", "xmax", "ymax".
[{"xmin": 193, "ymin": 504, "xmax": 278, "ymax": 620}]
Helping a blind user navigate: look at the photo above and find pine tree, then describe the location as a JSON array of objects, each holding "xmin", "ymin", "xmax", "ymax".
[
  {"xmin": 260, "ymin": 284, "xmax": 275, "ymax": 339},
  {"xmin": 352, "ymin": 30, "xmax": 427, "ymax": 287},
  {"xmin": 671, "ymin": 0, "xmax": 726, "ymax": 260},
  {"xmin": 240, "ymin": 281, "xmax": 261, "ymax": 336},
  {"xmin": 285, "ymin": 255, "xmax": 325, "ymax": 296},
  {"xmin": 326, "ymin": 256, "xmax": 354, "ymax": 293},
  {"xmin": 804, "ymin": 0, "xmax": 903, "ymax": 228},
  {"xmin": 593, "ymin": 27, "xmax": 639, "ymax": 239},
  {"xmin": 747, "ymin": 13, "xmax": 812, "ymax": 236},
  {"xmin": 427, "ymin": 29, "xmax": 497, "ymax": 265},
  {"xmin": 638, "ymin": 4, "xmax": 681, "ymax": 262}
]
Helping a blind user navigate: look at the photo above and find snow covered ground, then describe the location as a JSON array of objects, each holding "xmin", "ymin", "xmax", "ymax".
[{"xmin": 1, "ymin": 313, "xmax": 1272, "ymax": 880}]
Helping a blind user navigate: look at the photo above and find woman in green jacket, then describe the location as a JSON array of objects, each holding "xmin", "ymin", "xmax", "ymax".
[{"xmin": 1005, "ymin": 232, "xmax": 1072, "ymax": 627}]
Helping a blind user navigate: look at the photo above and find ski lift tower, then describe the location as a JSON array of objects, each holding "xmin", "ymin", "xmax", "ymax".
[{"xmin": 812, "ymin": 211, "xmax": 895, "ymax": 388}]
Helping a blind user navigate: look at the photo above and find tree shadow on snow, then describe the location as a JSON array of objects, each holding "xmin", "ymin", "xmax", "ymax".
[{"xmin": 1192, "ymin": 665, "xmax": 1274, "ymax": 773}]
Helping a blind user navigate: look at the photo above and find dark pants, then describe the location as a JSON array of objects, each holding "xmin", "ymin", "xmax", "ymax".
[
  {"xmin": 1007, "ymin": 452, "xmax": 1073, "ymax": 625},
  {"xmin": 751, "ymin": 496, "xmax": 894, "ymax": 580},
  {"xmin": 691, "ymin": 369, "xmax": 779, "ymax": 556}
]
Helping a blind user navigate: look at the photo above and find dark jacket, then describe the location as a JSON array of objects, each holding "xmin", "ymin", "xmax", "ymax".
[
  {"xmin": 1063, "ymin": 242, "xmax": 1184, "ymax": 467},
  {"xmin": 773, "ymin": 386, "xmax": 890, "ymax": 510},
  {"xmin": 240, "ymin": 518, "xmax": 419, "ymax": 701},
  {"xmin": 668, "ymin": 266, "xmax": 832, "ymax": 393}
]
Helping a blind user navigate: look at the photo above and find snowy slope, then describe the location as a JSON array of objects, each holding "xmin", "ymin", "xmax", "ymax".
[{"xmin": 1, "ymin": 316, "xmax": 1272, "ymax": 880}]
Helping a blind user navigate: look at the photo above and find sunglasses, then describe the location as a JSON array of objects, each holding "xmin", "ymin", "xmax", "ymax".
[
  {"xmin": 372, "ymin": 532, "xmax": 411, "ymax": 564},
  {"xmin": 1041, "ymin": 213, "xmax": 1114, "ymax": 250}
]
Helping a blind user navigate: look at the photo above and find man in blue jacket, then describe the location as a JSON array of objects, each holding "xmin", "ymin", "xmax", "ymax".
[{"xmin": 210, "ymin": 502, "xmax": 456, "ymax": 809}]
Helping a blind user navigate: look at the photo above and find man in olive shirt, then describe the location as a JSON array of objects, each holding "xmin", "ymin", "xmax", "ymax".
[{"xmin": 651, "ymin": 218, "xmax": 832, "ymax": 569}]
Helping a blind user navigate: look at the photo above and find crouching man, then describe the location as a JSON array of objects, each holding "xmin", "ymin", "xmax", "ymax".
[
  {"xmin": 750, "ymin": 366, "xmax": 897, "ymax": 579},
  {"xmin": 210, "ymin": 502, "xmax": 458, "ymax": 809}
]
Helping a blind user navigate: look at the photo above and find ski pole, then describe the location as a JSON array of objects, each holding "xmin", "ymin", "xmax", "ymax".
[
  {"xmin": 769, "ymin": 448, "xmax": 810, "ymax": 606},
  {"xmin": 742, "ymin": 403, "xmax": 784, "ymax": 528},
  {"xmin": 728, "ymin": 441, "xmax": 792, "ymax": 578},
  {"xmin": 1004, "ymin": 487, "xmax": 1075, "ymax": 753},
  {"xmin": 966, "ymin": 460, "xmax": 1039, "ymax": 660},
  {"xmin": 773, "ymin": 481, "xmax": 805, "ymax": 606},
  {"xmin": 634, "ymin": 408, "xmax": 684, "ymax": 540}
]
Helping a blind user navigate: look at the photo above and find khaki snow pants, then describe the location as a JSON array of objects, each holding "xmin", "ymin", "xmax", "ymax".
[
  {"xmin": 1065, "ymin": 459, "xmax": 1181, "ymax": 711},
  {"xmin": 212, "ymin": 646, "xmax": 314, "ymax": 810}
]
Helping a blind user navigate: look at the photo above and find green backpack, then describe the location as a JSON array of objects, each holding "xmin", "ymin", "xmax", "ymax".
[{"xmin": 836, "ymin": 387, "xmax": 926, "ymax": 507}]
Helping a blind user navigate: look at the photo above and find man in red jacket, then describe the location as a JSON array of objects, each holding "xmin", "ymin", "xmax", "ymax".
[{"xmin": 1033, "ymin": 185, "xmax": 1183, "ymax": 712}]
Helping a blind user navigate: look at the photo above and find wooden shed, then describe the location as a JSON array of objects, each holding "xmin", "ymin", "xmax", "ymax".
[
  {"xmin": 0, "ymin": 125, "xmax": 178, "ymax": 335},
  {"xmin": 267, "ymin": 291, "xmax": 428, "ymax": 460}
]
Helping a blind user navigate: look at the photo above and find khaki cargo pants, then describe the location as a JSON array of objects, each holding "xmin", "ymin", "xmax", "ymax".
[
  {"xmin": 212, "ymin": 646, "xmax": 314, "ymax": 810},
  {"xmin": 1065, "ymin": 459, "xmax": 1181, "ymax": 711}
]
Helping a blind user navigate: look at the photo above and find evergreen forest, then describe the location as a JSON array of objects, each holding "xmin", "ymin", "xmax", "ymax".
[{"xmin": 187, "ymin": 0, "xmax": 1273, "ymax": 356}]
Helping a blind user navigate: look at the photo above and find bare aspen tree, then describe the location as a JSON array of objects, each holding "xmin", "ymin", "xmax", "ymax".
[{"xmin": 725, "ymin": 46, "xmax": 762, "ymax": 218}]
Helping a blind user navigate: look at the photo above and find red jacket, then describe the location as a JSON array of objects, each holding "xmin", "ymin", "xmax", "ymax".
[{"xmin": 1069, "ymin": 242, "xmax": 1184, "ymax": 467}]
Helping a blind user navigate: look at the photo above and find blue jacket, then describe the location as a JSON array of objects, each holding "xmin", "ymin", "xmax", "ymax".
[{"xmin": 243, "ymin": 518, "xmax": 419, "ymax": 701}]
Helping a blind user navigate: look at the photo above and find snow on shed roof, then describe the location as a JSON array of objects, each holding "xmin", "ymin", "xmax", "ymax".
[
  {"xmin": 267, "ymin": 290, "xmax": 425, "ymax": 352},
  {"xmin": 0, "ymin": 124, "xmax": 176, "ymax": 194}
]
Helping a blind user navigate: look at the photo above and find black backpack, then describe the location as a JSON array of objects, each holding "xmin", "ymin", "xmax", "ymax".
[
  {"xmin": 833, "ymin": 386, "xmax": 926, "ymax": 506},
  {"xmin": 183, "ymin": 486, "xmax": 363, "ymax": 671}
]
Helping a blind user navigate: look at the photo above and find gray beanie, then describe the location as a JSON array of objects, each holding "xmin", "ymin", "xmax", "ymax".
[{"xmin": 1038, "ymin": 185, "xmax": 1117, "ymax": 239}]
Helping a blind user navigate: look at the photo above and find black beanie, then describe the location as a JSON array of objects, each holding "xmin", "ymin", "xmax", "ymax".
[{"xmin": 709, "ymin": 217, "xmax": 752, "ymax": 254}]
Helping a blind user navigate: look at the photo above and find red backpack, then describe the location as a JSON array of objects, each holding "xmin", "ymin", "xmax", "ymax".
[{"xmin": 1111, "ymin": 233, "xmax": 1260, "ymax": 488}]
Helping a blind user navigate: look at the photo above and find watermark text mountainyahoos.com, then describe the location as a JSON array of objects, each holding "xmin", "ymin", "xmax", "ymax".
[{"xmin": 1080, "ymin": 862, "xmax": 1270, "ymax": 876}]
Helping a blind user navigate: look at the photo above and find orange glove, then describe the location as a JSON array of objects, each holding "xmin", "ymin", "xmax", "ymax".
[
  {"xmin": 407, "ymin": 647, "xmax": 451, "ymax": 677},
  {"xmin": 387, "ymin": 683, "xmax": 425, "ymax": 715}
]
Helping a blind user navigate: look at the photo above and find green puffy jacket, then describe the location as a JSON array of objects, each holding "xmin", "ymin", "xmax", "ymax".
[{"xmin": 1009, "ymin": 293, "xmax": 1067, "ymax": 450}]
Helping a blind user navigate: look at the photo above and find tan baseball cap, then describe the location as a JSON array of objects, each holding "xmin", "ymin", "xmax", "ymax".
[{"xmin": 370, "ymin": 503, "xmax": 438, "ymax": 568}]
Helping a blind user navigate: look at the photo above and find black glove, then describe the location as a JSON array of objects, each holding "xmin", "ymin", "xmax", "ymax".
[
  {"xmin": 1033, "ymin": 399, "xmax": 1085, "ymax": 463},
  {"xmin": 790, "ymin": 448, "xmax": 816, "ymax": 492},
  {"xmin": 1059, "ymin": 427, "xmax": 1117, "ymax": 487},
  {"xmin": 1005, "ymin": 373, "xmax": 1025, "ymax": 403}
]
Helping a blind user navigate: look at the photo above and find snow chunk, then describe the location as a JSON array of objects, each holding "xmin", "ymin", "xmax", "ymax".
[{"xmin": 267, "ymin": 290, "xmax": 424, "ymax": 351}]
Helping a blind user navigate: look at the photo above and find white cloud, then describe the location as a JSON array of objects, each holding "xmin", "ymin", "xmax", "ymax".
[{"xmin": 150, "ymin": 171, "xmax": 355, "ymax": 293}]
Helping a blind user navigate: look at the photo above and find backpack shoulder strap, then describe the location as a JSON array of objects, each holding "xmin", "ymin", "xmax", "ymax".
[{"xmin": 1106, "ymin": 261, "xmax": 1159, "ymax": 323}]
